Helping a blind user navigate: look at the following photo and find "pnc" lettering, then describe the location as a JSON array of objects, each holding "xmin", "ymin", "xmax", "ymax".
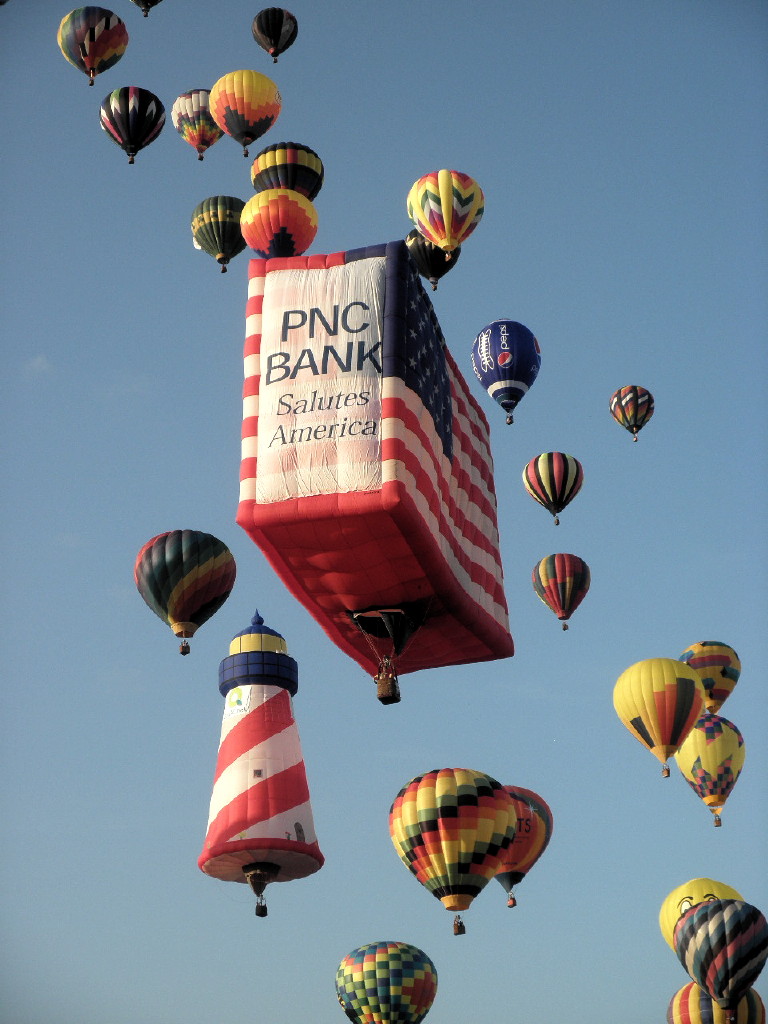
[{"xmin": 281, "ymin": 302, "xmax": 370, "ymax": 342}]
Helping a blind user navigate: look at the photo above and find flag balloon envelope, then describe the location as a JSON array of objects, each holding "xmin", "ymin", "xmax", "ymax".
[{"xmin": 236, "ymin": 241, "xmax": 514, "ymax": 680}]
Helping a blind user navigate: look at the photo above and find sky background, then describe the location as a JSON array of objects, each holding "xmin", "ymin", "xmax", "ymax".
[{"xmin": 1, "ymin": 1, "xmax": 767, "ymax": 1022}]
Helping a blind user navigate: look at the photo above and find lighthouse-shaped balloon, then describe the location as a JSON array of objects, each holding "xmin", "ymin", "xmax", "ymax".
[{"xmin": 198, "ymin": 611, "xmax": 324, "ymax": 915}]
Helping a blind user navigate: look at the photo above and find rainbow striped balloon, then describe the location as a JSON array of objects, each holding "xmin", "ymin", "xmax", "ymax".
[
  {"xmin": 522, "ymin": 452, "xmax": 583, "ymax": 524},
  {"xmin": 667, "ymin": 981, "xmax": 765, "ymax": 1024},
  {"xmin": 134, "ymin": 530, "xmax": 236, "ymax": 650},
  {"xmin": 407, "ymin": 170, "xmax": 484, "ymax": 252}
]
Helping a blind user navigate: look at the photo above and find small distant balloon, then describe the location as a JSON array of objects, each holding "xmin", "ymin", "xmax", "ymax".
[
  {"xmin": 471, "ymin": 319, "xmax": 541, "ymax": 424},
  {"xmin": 531, "ymin": 553, "xmax": 590, "ymax": 629},
  {"xmin": 99, "ymin": 86, "xmax": 165, "ymax": 164},
  {"xmin": 129, "ymin": 0, "xmax": 162, "ymax": 15},
  {"xmin": 171, "ymin": 90, "xmax": 224, "ymax": 161},
  {"xmin": 191, "ymin": 196, "xmax": 247, "ymax": 273},
  {"xmin": 523, "ymin": 452, "xmax": 583, "ymax": 525},
  {"xmin": 405, "ymin": 229, "xmax": 460, "ymax": 290},
  {"xmin": 610, "ymin": 385, "xmax": 654, "ymax": 440},
  {"xmin": 252, "ymin": 8, "xmax": 298, "ymax": 62},
  {"xmin": 57, "ymin": 7, "xmax": 128, "ymax": 85}
]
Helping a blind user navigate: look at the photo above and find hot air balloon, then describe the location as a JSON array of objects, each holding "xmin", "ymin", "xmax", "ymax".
[
  {"xmin": 388, "ymin": 768, "xmax": 515, "ymax": 930},
  {"xmin": 407, "ymin": 170, "xmax": 484, "ymax": 253},
  {"xmin": 610, "ymin": 385, "xmax": 654, "ymax": 440},
  {"xmin": 199, "ymin": 612, "xmax": 323, "ymax": 915},
  {"xmin": 471, "ymin": 319, "xmax": 541, "ymax": 424},
  {"xmin": 129, "ymin": 0, "xmax": 162, "ymax": 14},
  {"xmin": 336, "ymin": 941, "xmax": 437, "ymax": 1024},
  {"xmin": 191, "ymin": 196, "xmax": 247, "ymax": 273},
  {"xmin": 674, "ymin": 899, "xmax": 768, "ymax": 1023},
  {"xmin": 531, "ymin": 553, "xmax": 590, "ymax": 630},
  {"xmin": 613, "ymin": 657, "xmax": 706, "ymax": 776},
  {"xmin": 250, "ymin": 141, "xmax": 324, "ymax": 200},
  {"xmin": 668, "ymin": 982, "xmax": 765, "ymax": 1024},
  {"xmin": 134, "ymin": 530, "xmax": 236, "ymax": 654},
  {"xmin": 209, "ymin": 69, "xmax": 281, "ymax": 157},
  {"xmin": 57, "ymin": 7, "xmax": 128, "ymax": 85},
  {"xmin": 99, "ymin": 86, "xmax": 165, "ymax": 164},
  {"xmin": 679, "ymin": 641, "xmax": 741, "ymax": 713},
  {"xmin": 495, "ymin": 786, "xmax": 553, "ymax": 908},
  {"xmin": 240, "ymin": 188, "xmax": 318, "ymax": 257},
  {"xmin": 522, "ymin": 452, "xmax": 583, "ymax": 525},
  {"xmin": 171, "ymin": 89, "xmax": 224, "ymax": 161},
  {"xmin": 252, "ymin": 8, "xmax": 298, "ymax": 62},
  {"xmin": 237, "ymin": 241, "xmax": 514, "ymax": 691},
  {"xmin": 674, "ymin": 712, "xmax": 745, "ymax": 826},
  {"xmin": 405, "ymin": 229, "xmax": 460, "ymax": 291},
  {"xmin": 660, "ymin": 879, "xmax": 745, "ymax": 950}
]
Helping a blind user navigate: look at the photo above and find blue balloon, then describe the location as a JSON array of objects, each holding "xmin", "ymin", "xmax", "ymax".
[{"xmin": 470, "ymin": 319, "xmax": 541, "ymax": 424}]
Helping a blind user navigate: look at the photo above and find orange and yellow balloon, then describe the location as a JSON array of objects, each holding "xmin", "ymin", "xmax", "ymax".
[
  {"xmin": 240, "ymin": 188, "xmax": 317, "ymax": 257},
  {"xmin": 209, "ymin": 70, "xmax": 281, "ymax": 156},
  {"xmin": 613, "ymin": 658, "xmax": 706, "ymax": 776}
]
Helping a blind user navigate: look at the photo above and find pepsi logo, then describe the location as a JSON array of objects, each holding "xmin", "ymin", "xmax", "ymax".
[{"xmin": 498, "ymin": 351, "xmax": 512, "ymax": 367}]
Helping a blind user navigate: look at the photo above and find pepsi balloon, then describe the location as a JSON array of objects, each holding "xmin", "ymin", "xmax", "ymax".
[{"xmin": 471, "ymin": 319, "xmax": 541, "ymax": 424}]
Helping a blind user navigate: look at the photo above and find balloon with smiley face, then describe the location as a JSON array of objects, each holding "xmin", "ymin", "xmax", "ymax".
[{"xmin": 659, "ymin": 877, "xmax": 744, "ymax": 949}]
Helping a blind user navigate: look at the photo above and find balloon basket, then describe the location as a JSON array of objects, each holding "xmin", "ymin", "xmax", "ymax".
[
  {"xmin": 179, "ymin": 640, "xmax": 190, "ymax": 656},
  {"xmin": 661, "ymin": 764, "xmax": 670, "ymax": 778},
  {"xmin": 453, "ymin": 915, "xmax": 465, "ymax": 935},
  {"xmin": 714, "ymin": 814, "xmax": 722, "ymax": 827}
]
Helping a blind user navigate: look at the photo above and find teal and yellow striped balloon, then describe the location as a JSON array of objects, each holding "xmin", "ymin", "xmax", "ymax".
[
  {"xmin": 407, "ymin": 170, "xmax": 484, "ymax": 253},
  {"xmin": 389, "ymin": 768, "xmax": 515, "ymax": 915},
  {"xmin": 134, "ymin": 530, "xmax": 236, "ymax": 653},
  {"xmin": 336, "ymin": 941, "xmax": 437, "ymax": 1024},
  {"xmin": 191, "ymin": 196, "xmax": 246, "ymax": 273}
]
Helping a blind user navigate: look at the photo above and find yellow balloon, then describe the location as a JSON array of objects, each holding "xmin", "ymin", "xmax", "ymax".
[
  {"xmin": 659, "ymin": 877, "xmax": 744, "ymax": 949},
  {"xmin": 613, "ymin": 658, "xmax": 706, "ymax": 775},
  {"xmin": 673, "ymin": 711, "xmax": 745, "ymax": 826}
]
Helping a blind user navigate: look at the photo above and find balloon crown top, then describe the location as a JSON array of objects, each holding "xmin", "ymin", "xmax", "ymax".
[{"xmin": 219, "ymin": 609, "xmax": 299, "ymax": 698}]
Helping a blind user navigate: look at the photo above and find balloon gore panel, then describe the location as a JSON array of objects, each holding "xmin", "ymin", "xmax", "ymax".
[{"xmin": 237, "ymin": 241, "xmax": 514, "ymax": 675}]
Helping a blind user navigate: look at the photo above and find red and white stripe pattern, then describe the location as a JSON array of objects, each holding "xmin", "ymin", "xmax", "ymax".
[
  {"xmin": 198, "ymin": 683, "xmax": 323, "ymax": 883},
  {"xmin": 237, "ymin": 243, "xmax": 513, "ymax": 675}
]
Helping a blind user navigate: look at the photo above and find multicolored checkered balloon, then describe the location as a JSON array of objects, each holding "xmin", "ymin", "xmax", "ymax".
[{"xmin": 336, "ymin": 941, "xmax": 437, "ymax": 1024}]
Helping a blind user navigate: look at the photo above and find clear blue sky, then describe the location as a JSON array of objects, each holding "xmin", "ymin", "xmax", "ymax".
[{"xmin": 1, "ymin": 2, "xmax": 766, "ymax": 1022}]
